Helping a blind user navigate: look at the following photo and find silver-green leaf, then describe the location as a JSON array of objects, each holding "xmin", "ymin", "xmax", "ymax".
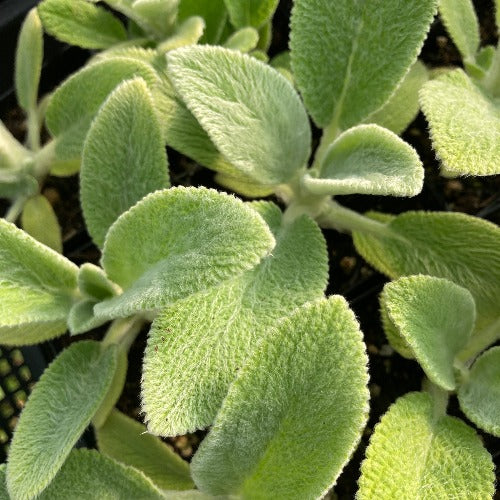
[
  {"xmin": 290, "ymin": 0, "xmax": 437, "ymax": 129},
  {"xmin": 15, "ymin": 8, "xmax": 43, "ymax": 112},
  {"xmin": 191, "ymin": 297, "xmax": 369, "ymax": 499},
  {"xmin": 96, "ymin": 187, "xmax": 275, "ymax": 319},
  {"xmin": 223, "ymin": 0, "xmax": 279, "ymax": 29},
  {"xmin": 303, "ymin": 124, "xmax": 423, "ymax": 197},
  {"xmin": 6, "ymin": 341, "xmax": 118, "ymax": 499},
  {"xmin": 81, "ymin": 78, "xmax": 169, "ymax": 248},
  {"xmin": 167, "ymin": 45, "xmax": 311, "ymax": 186},
  {"xmin": 458, "ymin": 347, "xmax": 500, "ymax": 437},
  {"xmin": 96, "ymin": 409, "xmax": 194, "ymax": 490},
  {"xmin": 38, "ymin": 0, "xmax": 127, "ymax": 49},
  {"xmin": 353, "ymin": 211, "xmax": 500, "ymax": 338},
  {"xmin": 0, "ymin": 219, "xmax": 77, "ymax": 345},
  {"xmin": 381, "ymin": 275, "xmax": 476, "ymax": 390},
  {"xmin": 38, "ymin": 449, "xmax": 164, "ymax": 499},
  {"xmin": 178, "ymin": 0, "xmax": 227, "ymax": 44},
  {"xmin": 358, "ymin": 392, "xmax": 495, "ymax": 499},
  {"xmin": 420, "ymin": 69, "xmax": 500, "ymax": 176},
  {"xmin": 142, "ymin": 202, "xmax": 328, "ymax": 436}
]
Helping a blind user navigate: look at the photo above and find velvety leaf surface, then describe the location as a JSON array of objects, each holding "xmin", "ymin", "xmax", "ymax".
[
  {"xmin": 303, "ymin": 124, "xmax": 423, "ymax": 197},
  {"xmin": 381, "ymin": 276, "xmax": 476, "ymax": 390},
  {"xmin": 167, "ymin": 46, "xmax": 311, "ymax": 185},
  {"xmin": 366, "ymin": 61, "xmax": 428, "ymax": 135},
  {"xmin": 0, "ymin": 219, "xmax": 77, "ymax": 345},
  {"xmin": 178, "ymin": 0, "xmax": 227, "ymax": 44},
  {"xmin": 223, "ymin": 0, "xmax": 279, "ymax": 29},
  {"xmin": 458, "ymin": 347, "xmax": 500, "ymax": 437},
  {"xmin": 289, "ymin": 0, "xmax": 437, "ymax": 128},
  {"xmin": 6, "ymin": 341, "xmax": 118, "ymax": 499},
  {"xmin": 81, "ymin": 78, "xmax": 169, "ymax": 248},
  {"xmin": 46, "ymin": 58, "xmax": 158, "ymax": 161},
  {"xmin": 420, "ymin": 69, "xmax": 500, "ymax": 176},
  {"xmin": 439, "ymin": 0, "xmax": 480, "ymax": 61},
  {"xmin": 96, "ymin": 187, "xmax": 275, "ymax": 319},
  {"xmin": 358, "ymin": 392, "xmax": 495, "ymax": 499},
  {"xmin": 77, "ymin": 263, "xmax": 120, "ymax": 302},
  {"xmin": 15, "ymin": 8, "xmax": 43, "ymax": 112},
  {"xmin": 21, "ymin": 195, "xmax": 62, "ymax": 253},
  {"xmin": 131, "ymin": 0, "xmax": 179, "ymax": 38},
  {"xmin": 191, "ymin": 297, "xmax": 369, "ymax": 499},
  {"xmin": 38, "ymin": 449, "xmax": 164, "ymax": 499},
  {"xmin": 38, "ymin": 0, "xmax": 127, "ymax": 49},
  {"xmin": 353, "ymin": 211, "xmax": 500, "ymax": 336},
  {"xmin": 142, "ymin": 202, "xmax": 328, "ymax": 436},
  {"xmin": 67, "ymin": 299, "xmax": 108, "ymax": 335},
  {"xmin": 224, "ymin": 27, "xmax": 259, "ymax": 52},
  {"xmin": 96, "ymin": 409, "xmax": 194, "ymax": 490},
  {"xmin": 157, "ymin": 16, "xmax": 205, "ymax": 53}
]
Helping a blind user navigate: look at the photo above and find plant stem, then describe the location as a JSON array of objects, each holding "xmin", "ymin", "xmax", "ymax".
[
  {"xmin": 456, "ymin": 317, "xmax": 500, "ymax": 365},
  {"xmin": 32, "ymin": 140, "xmax": 56, "ymax": 179},
  {"xmin": 102, "ymin": 315, "xmax": 145, "ymax": 353},
  {"xmin": 422, "ymin": 379, "xmax": 449, "ymax": 419},
  {"xmin": 315, "ymin": 199, "xmax": 395, "ymax": 237},
  {"xmin": 311, "ymin": 122, "xmax": 340, "ymax": 171},
  {"xmin": 5, "ymin": 196, "xmax": 27, "ymax": 223},
  {"xmin": 26, "ymin": 108, "xmax": 40, "ymax": 152}
]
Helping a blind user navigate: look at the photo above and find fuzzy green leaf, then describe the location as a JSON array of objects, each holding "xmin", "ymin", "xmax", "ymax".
[
  {"xmin": 191, "ymin": 297, "xmax": 369, "ymax": 498},
  {"xmin": 458, "ymin": 347, "xmax": 500, "ymax": 437},
  {"xmin": 303, "ymin": 124, "xmax": 423, "ymax": 197},
  {"xmin": 131, "ymin": 0, "xmax": 179, "ymax": 38},
  {"xmin": 0, "ymin": 219, "xmax": 77, "ymax": 345},
  {"xmin": 214, "ymin": 170, "xmax": 274, "ymax": 197},
  {"xmin": 46, "ymin": 58, "xmax": 158, "ymax": 162},
  {"xmin": 358, "ymin": 392, "xmax": 495, "ymax": 499},
  {"xmin": 353, "ymin": 211, "xmax": 500, "ymax": 337},
  {"xmin": 21, "ymin": 195, "xmax": 62, "ymax": 253},
  {"xmin": 167, "ymin": 45, "xmax": 311, "ymax": 185},
  {"xmin": 178, "ymin": 0, "xmax": 227, "ymax": 44},
  {"xmin": 381, "ymin": 276, "xmax": 476, "ymax": 390},
  {"xmin": 290, "ymin": 0, "xmax": 437, "ymax": 129},
  {"xmin": 223, "ymin": 27, "xmax": 259, "ymax": 52},
  {"xmin": 142, "ymin": 202, "xmax": 328, "ymax": 436},
  {"xmin": 96, "ymin": 187, "xmax": 275, "ymax": 319},
  {"xmin": 223, "ymin": 0, "xmax": 278, "ymax": 29},
  {"xmin": 420, "ymin": 69, "xmax": 500, "ymax": 176},
  {"xmin": 78, "ymin": 263, "xmax": 120, "ymax": 302},
  {"xmin": 38, "ymin": 0, "xmax": 127, "ymax": 49},
  {"xmin": 157, "ymin": 16, "xmax": 205, "ymax": 53},
  {"xmin": 68, "ymin": 299, "xmax": 108, "ymax": 335},
  {"xmin": 38, "ymin": 449, "xmax": 164, "ymax": 499},
  {"xmin": 81, "ymin": 78, "xmax": 169, "ymax": 248},
  {"xmin": 6, "ymin": 341, "xmax": 118, "ymax": 499},
  {"xmin": 15, "ymin": 8, "xmax": 43, "ymax": 112},
  {"xmin": 97, "ymin": 409, "xmax": 194, "ymax": 490},
  {"xmin": 366, "ymin": 61, "xmax": 428, "ymax": 135},
  {"xmin": 439, "ymin": 0, "xmax": 480, "ymax": 62}
]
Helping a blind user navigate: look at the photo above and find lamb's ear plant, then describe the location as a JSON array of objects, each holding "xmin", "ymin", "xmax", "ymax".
[
  {"xmin": 358, "ymin": 275, "xmax": 497, "ymax": 498},
  {"xmin": 419, "ymin": 0, "xmax": 500, "ymax": 176}
]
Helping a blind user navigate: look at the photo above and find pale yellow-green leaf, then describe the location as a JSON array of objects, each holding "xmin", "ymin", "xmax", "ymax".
[
  {"xmin": 0, "ymin": 219, "xmax": 77, "ymax": 345},
  {"xmin": 21, "ymin": 195, "xmax": 62, "ymax": 253},
  {"xmin": 167, "ymin": 46, "xmax": 311, "ymax": 185},
  {"xmin": 157, "ymin": 16, "xmax": 205, "ymax": 53},
  {"xmin": 38, "ymin": 449, "xmax": 164, "ymax": 499},
  {"xmin": 420, "ymin": 69, "xmax": 500, "ymax": 176},
  {"xmin": 81, "ymin": 78, "xmax": 169, "ymax": 248},
  {"xmin": 96, "ymin": 409, "xmax": 194, "ymax": 490},
  {"xmin": 458, "ymin": 347, "xmax": 500, "ymax": 437},
  {"xmin": 353, "ymin": 211, "xmax": 500, "ymax": 338},
  {"xmin": 358, "ymin": 392, "xmax": 495, "ymax": 499},
  {"xmin": 439, "ymin": 0, "xmax": 480, "ymax": 62},
  {"xmin": 223, "ymin": 0, "xmax": 279, "ymax": 29},
  {"xmin": 142, "ymin": 202, "xmax": 327, "ymax": 436},
  {"xmin": 38, "ymin": 0, "xmax": 127, "ymax": 49},
  {"xmin": 15, "ymin": 8, "xmax": 43, "ymax": 112},
  {"xmin": 67, "ymin": 299, "xmax": 109, "ymax": 335},
  {"xmin": 191, "ymin": 297, "xmax": 369, "ymax": 499},
  {"xmin": 214, "ymin": 171, "xmax": 274, "ymax": 198},
  {"xmin": 303, "ymin": 124, "xmax": 423, "ymax": 197},
  {"xmin": 366, "ymin": 60, "xmax": 428, "ymax": 135},
  {"xmin": 77, "ymin": 263, "xmax": 120, "ymax": 302},
  {"xmin": 290, "ymin": 0, "xmax": 437, "ymax": 129},
  {"xmin": 178, "ymin": 0, "xmax": 228, "ymax": 44},
  {"xmin": 381, "ymin": 276, "xmax": 476, "ymax": 390},
  {"xmin": 6, "ymin": 341, "xmax": 118, "ymax": 499},
  {"xmin": 96, "ymin": 187, "xmax": 275, "ymax": 319},
  {"xmin": 131, "ymin": 0, "xmax": 179, "ymax": 38},
  {"xmin": 46, "ymin": 58, "xmax": 159, "ymax": 162},
  {"xmin": 223, "ymin": 27, "xmax": 259, "ymax": 52}
]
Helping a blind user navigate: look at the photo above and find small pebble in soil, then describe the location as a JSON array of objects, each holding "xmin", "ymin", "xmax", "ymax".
[
  {"xmin": 378, "ymin": 344, "xmax": 394, "ymax": 357},
  {"xmin": 340, "ymin": 256, "xmax": 356, "ymax": 274}
]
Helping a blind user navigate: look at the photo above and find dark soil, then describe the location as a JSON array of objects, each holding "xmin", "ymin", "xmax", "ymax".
[{"xmin": 1, "ymin": 0, "xmax": 499, "ymax": 496}]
